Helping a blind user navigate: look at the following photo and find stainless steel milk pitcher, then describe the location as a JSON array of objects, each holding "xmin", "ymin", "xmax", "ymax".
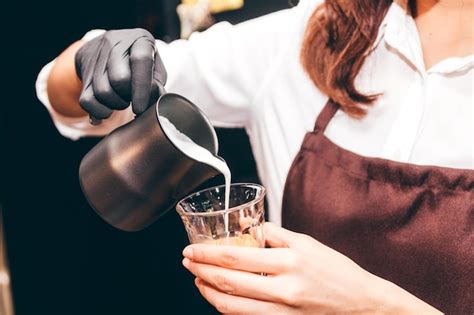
[{"xmin": 79, "ymin": 93, "xmax": 220, "ymax": 231}]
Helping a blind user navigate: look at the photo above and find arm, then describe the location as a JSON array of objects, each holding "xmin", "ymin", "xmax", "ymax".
[
  {"xmin": 36, "ymin": 28, "xmax": 165, "ymax": 139},
  {"xmin": 47, "ymin": 40, "xmax": 86, "ymax": 118},
  {"xmin": 371, "ymin": 274, "xmax": 442, "ymax": 314},
  {"xmin": 36, "ymin": 4, "xmax": 306, "ymax": 139},
  {"xmin": 182, "ymin": 223, "xmax": 443, "ymax": 314},
  {"xmin": 157, "ymin": 5, "xmax": 306, "ymax": 128}
]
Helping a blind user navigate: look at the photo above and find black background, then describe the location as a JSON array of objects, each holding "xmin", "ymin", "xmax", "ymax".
[{"xmin": 1, "ymin": 0, "xmax": 290, "ymax": 314}]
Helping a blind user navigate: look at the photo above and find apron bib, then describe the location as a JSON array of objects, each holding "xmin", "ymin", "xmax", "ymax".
[{"xmin": 282, "ymin": 99, "xmax": 474, "ymax": 314}]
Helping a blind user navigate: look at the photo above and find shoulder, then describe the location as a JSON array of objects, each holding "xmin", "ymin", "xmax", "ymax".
[
  {"xmin": 297, "ymin": 0, "xmax": 325, "ymax": 14},
  {"xmin": 290, "ymin": 0, "xmax": 325, "ymax": 35}
]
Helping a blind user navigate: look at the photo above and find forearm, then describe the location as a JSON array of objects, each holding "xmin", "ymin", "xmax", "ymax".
[
  {"xmin": 47, "ymin": 40, "xmax": 86, "ymax": 118},
  {"xmin": 369, "ymin": 274, "xmax": 443, "ymax": 315}
]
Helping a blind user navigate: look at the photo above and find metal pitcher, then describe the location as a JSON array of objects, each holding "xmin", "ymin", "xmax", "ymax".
[{"xmin": 79, "ymin": 93, "xmax": 220, "ymax": 232}]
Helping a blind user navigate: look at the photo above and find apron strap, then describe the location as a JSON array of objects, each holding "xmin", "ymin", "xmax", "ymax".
[{"xmin": 314, "ymin": 99, "xmax": 339, "ymax": 133}]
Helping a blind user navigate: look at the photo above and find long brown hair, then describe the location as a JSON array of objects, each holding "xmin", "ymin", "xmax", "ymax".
[{"xmin": 301, "ymin": 1, "xmax": 415, "ymax": 117}]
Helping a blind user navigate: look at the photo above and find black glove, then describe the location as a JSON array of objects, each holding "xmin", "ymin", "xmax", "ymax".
[{"xmin": 75, "ymin": 28, "xmax": 167, "ymax": 121}]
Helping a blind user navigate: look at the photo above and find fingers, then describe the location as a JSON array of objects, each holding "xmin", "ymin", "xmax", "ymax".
[
  {"xmin": 183, "ymin": 244, "xmax": 289, "ymax": 274},
  {"xmin": 148, "ymin": 51, "xmax": 168, "ymax": 106},
  {"xmin": 107, "ymin": 47, "xmax": 132, "ymax": 101},
  {"xmin": 184, "ymin": 258, "xmax": 284, "ymax": 302},
  {"xmin": 94, "ymin": 69, "xmax": 130, "ymax": 110},
  {"xmin": 264, "ymin": 222, "xmax": 309, "ymax": 248},
  {"xmin": 153, "ymin": 49, "xmax": 167, "ymax": 89},
  {"xmin": 130, "ymin": 36, "xmax": 155, "ymax": 115},
  {"xmin": 93, "ymin": 47, "xmax": 129, "ymax": 110},
  {"xmin": 194, "ymin": 278, "xmax": 286, "ymax": 314},
  {"xmin": 79, "ymin": 84, "xmax": 113, "ymax": 119},
  {"xmin": 148, "ymin": 79, "xmax": 160, "ymax": 107},
  {"xmin": 78, "ymin": 29, "xmax": 164, "ymax": 120}
]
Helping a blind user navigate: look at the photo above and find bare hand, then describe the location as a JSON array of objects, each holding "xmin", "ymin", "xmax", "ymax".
[{"xmin": 182, "ymin": 223, "xmax": 441, "ymax": 314}]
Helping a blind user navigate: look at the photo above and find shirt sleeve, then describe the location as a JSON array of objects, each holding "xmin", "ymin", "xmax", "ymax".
[
  {"xmin": 156, "ymin": 5, "xmax": 305, "ymax": 128},
  {"xmin": 35, "ymin": 3, "xmax": 307, "ymax": 140}
]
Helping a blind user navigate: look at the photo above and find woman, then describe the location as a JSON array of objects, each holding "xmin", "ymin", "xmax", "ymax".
[{"xmin": 36, "ymin": 0, "xmax": 473, "ymax": 313}]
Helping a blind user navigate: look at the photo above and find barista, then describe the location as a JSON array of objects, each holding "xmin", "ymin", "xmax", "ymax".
[{"xmin": 36, "ymin": 0, "xmax": 473, "ymax": 313}]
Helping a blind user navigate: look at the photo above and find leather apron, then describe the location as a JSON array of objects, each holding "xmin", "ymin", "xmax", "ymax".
[{"xmin": 282, "ymin": 99, "xmax": 474, "ymax": 314}]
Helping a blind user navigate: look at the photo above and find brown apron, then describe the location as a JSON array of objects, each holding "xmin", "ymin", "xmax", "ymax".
[{"xmin": 282, "ymin": 99, "xmax": 474, "ymax": 314}]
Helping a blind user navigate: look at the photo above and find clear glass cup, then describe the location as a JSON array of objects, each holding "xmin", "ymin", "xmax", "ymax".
[{"xmin": 176, "ymin": 183, "xmax": 265, "ymax": 247}]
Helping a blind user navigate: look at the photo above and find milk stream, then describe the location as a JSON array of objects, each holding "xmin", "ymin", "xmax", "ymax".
[{"xmin": 159, "ymin": 116, "xmax": 231, "ymax": 233}]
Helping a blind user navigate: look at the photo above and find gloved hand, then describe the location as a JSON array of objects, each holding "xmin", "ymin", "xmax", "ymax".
[{"xmin": 75, "ymin": 28, "xmax": 167, "ymax": 122}]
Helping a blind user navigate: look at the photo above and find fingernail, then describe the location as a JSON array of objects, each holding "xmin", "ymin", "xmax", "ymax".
[
  {"xmin": 183, "ymin": 247, "xmax": 193, "ymax": 259},
  {"xmin": 182, "ymin": 258, "xmax": 190, "ymax": 269}
]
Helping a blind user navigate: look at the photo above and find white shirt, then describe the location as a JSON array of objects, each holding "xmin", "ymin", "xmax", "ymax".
[{"xmin": 36, "ymin": 0, "xmax": 474, "ymax": 226}]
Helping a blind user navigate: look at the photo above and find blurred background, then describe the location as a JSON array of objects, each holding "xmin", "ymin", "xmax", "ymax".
[{"xmin": 1, "ymin": 0, "xmax": 293, "ymax": 314}]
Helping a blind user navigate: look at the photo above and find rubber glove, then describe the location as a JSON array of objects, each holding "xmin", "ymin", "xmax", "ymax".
[{"xmin": 75, "ymin": 28, "xmax": 167, "ymax": 122}]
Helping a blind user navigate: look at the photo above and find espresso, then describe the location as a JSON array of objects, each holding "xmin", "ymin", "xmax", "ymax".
[{"xmin": 207, "ymin": 234, "xmax": 260, "ymax": 247}]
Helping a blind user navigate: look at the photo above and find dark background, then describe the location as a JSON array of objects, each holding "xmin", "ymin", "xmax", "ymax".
[{"xmin": 1, "ymin": 0, "xmax": 291, "ymax": 314}]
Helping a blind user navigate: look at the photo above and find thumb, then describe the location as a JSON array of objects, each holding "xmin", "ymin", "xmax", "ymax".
[
  {"xmin": 147, "ymin": 51, "xmax": 167, "ymax": 107},
  {"xmin": 153, "ymin": 50, "xmax": 167, "ymax": 88},
  {"xmin": 264, "ymin": 222, "xmax": 303, "ymax": 248}
]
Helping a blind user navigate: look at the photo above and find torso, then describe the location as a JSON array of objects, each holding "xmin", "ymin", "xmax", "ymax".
[
  {"xmin": 282, "ymin": 98, "xmax": 474, "ymax": 314},
  {"xmin": 60, "ymin": 0, "xmax": 474, "ymax": 227},
  {"xmin": 247, "ymin": 1, "xmax": 474, "ymax": 224},
  {"xmin": 278, "ymin": 4, "xmax": 474, "ymax": 312}
]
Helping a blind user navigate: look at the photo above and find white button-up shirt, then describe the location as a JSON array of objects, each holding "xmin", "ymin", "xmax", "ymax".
[{"xmin": 36, "ymin": 0, "xmax": 474, "ymax": 225}]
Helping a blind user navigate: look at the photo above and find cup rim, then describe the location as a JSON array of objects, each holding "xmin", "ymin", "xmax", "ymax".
[{"xmin": 176, "ymin": 183, "xmax": 265, "ymax": 217}]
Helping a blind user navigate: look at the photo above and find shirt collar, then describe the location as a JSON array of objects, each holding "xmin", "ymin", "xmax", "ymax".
[{"xmin": 374, "ymin": 2, "xmax": 473, "ymax": 75}]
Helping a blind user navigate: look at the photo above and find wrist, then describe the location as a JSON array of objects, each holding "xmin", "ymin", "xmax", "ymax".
[
  {"xmin": 367, "ymin": 273, "xmax": 442, "ymax": 314},
  {"xmin": 47, "ymin": 30, "xmax": 106, "ymax": 118},
  {"xmin": 48, "ymin": 40, "xmax": 87, "ymax": 117}
]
